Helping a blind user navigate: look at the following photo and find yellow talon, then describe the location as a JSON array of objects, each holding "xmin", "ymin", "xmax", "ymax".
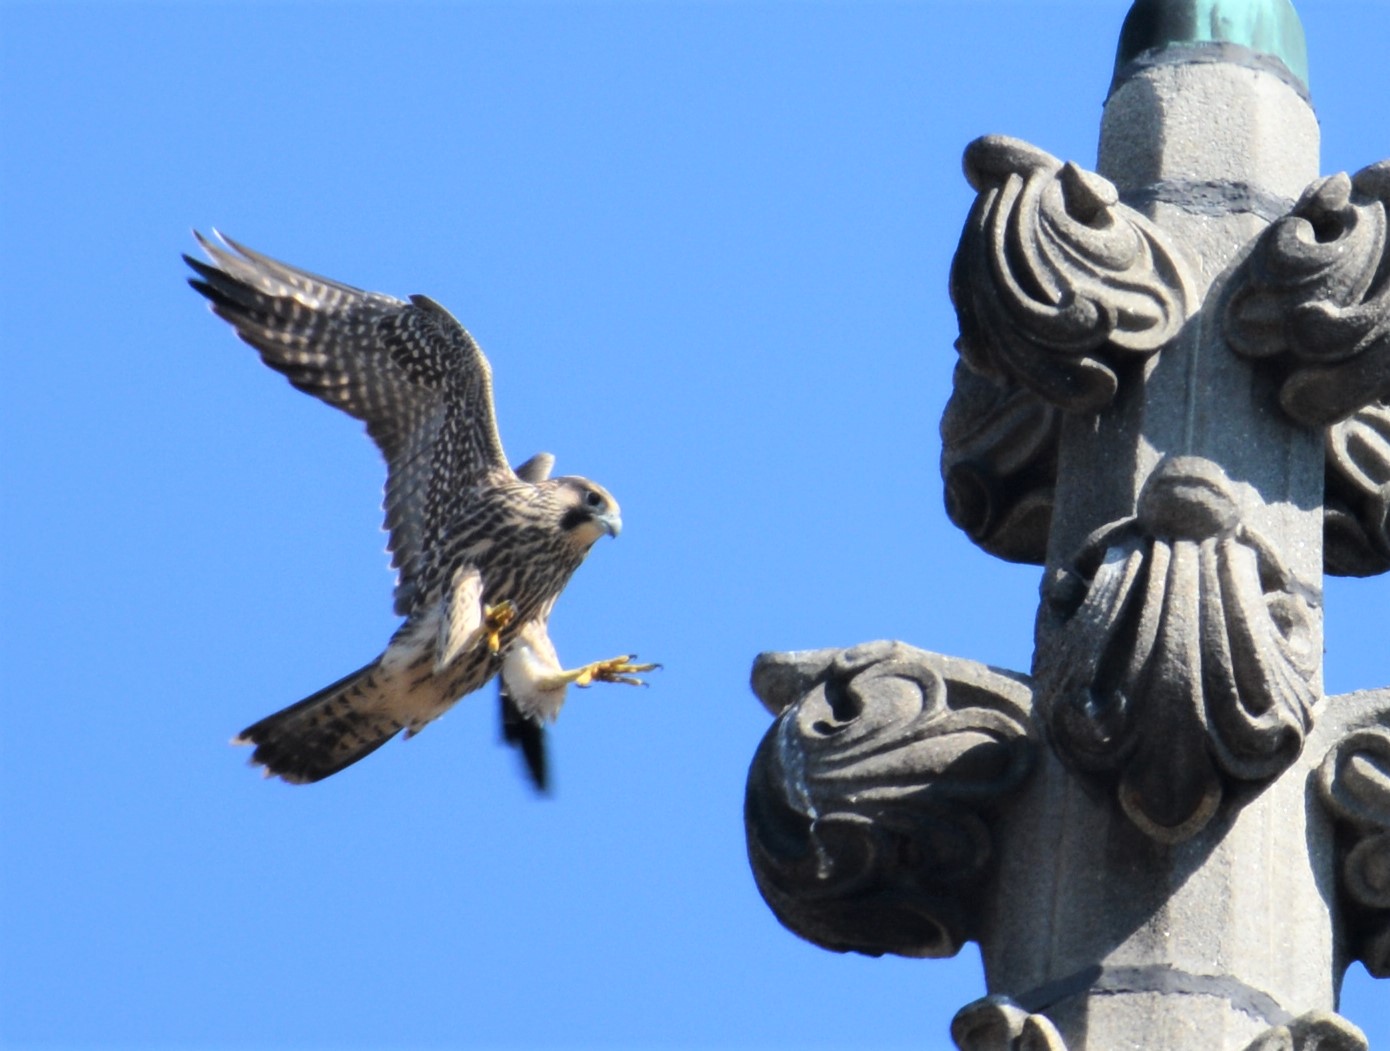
[
  {"xmin": 484, "ymin": 600, "xmax": 517, "ymax": 654},
  {"xmin": 572, "ymin": 654, "xmax": 661, "ymax": 689}
]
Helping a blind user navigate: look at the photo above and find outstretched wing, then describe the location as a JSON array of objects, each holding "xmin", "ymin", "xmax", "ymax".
[{"xmin": 185, "ymin": 231, "xmax": 512, "ymax": 613}]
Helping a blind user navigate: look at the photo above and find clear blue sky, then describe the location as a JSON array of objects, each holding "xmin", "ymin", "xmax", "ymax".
[{"xmin": 2, "ymin": 2, "xmax": 1385, "ymax": 1048}]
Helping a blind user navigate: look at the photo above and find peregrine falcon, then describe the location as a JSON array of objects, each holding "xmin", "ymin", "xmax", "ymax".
[{"xmin": 185, "ymin": 231, "xmax": 655, "ymax": 789}]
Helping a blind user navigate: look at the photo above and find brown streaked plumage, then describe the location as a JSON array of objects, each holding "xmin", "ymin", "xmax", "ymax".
[{"xmin": 185, "ymin": 231, "xmax": 655, "ymax": 788}]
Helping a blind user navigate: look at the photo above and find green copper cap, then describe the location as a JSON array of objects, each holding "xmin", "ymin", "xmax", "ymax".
[{"xmin": 1114, "ymin": 0, "xmax": 1309, "ymax": 90}]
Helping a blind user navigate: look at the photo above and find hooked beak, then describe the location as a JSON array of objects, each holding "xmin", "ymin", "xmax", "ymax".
[{"xmin": 597, "ymin": 510, "xmax": 622, "ymax": 539}]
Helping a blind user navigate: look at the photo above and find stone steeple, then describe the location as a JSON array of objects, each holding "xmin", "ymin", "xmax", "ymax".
[{"xmin": 743, "ymin": 2, "xmax": 1389, "ymax": 1047}]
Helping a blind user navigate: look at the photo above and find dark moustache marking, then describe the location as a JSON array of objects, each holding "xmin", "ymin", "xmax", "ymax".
[{"xmin": 559, "ymin": 506, "xmax": 592, "ymax": 533}]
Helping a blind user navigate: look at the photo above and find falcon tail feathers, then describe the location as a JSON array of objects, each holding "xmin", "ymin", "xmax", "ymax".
[
  {"xmin": 499, "ymin": 683, "xmax": 549, "ymax": 793},
  {"xmin": 235, "ymin": 662, "xmax": 403, "ymax": 784}
]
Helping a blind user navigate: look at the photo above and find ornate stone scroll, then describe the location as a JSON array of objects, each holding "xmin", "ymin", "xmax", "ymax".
[
  {"xmin": 1225, "ymin": 162, "xmax": 1390, "ymax": 429},
  {"xmin": 1316, "ymin": 719, "xmax": 1390, "ymax": 979},
  {"xmin": 949, "ymin": 992, "xmax": 1370, "ymax": 1051},
  {"xmin": 942, "ymin": 380, "xmax": 1390, "ymax": 580},
  {"xmin": 950, "ymin": 135, "xmax": 1193, "ymax": 415},
  {"xmin": 1034, "ymin": 456, "xmax": 1319, "ymax": 840},
  {"xmin": 1325, "ymin": 401, "xmax": 1390, "ymax": 576},
  {"xmin": 951, "ymin": 996, "xmax": 1069, "ymax": 1051},
  {"xmin": 1240, "ymin": 1012, "xmax": 1368, "ymax": 1051},
  {"xmin": 942, "ymin": 381, "xmax": 1390, "ymax": 579},
  {"xmin": 743, "ymin": 642, "xmax": 1034, "ymax": 958},
  {"xmin": 940, "ymin": 362, "xmax": 1059, "ymax": 565}
]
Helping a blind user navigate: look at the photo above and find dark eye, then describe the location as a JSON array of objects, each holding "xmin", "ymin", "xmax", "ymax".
[{"xmin": 584, "ymin": 490, "xmax": 605, "ymax": 509}]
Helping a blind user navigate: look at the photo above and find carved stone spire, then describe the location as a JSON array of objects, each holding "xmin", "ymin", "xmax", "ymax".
[{"xmin": 743, "ymin": 1, "xmax": 1388, "ymax": 1048}]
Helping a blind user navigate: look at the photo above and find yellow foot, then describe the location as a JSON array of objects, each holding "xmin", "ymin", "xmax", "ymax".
[
  {"xmin": 570, "ymin": 655, "xmax": 661, "ymax": 688},
  {"xmin": 484, "ymin": 600, "xmax": 517, "ymax": 654}
]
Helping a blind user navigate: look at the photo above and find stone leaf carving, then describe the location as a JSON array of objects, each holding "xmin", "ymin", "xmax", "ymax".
[
  {"xmin": 743, "ymin": 641, "xmax": 1034, "ymax": 958},
  {"xmin": 1226, "ymin": 161, "xmax": 1390, "ymax": 428},
  {"xmin": 1316, "ymin": 723, "xmax": 1390, "ymax": 977},
  {"xmin": 950, "ymin": 134, "xmax": 1193, "ymax": 415},
  {"xmin": 1325, "ymin": 400, "xmax": 1390, "ymax": 576},
  {"xmin": 1241, "ymin": 1011, "xmax": 1369, "ymax": 1051},
  {"xmin": 1035, "ymin": 456, "xmax": 1319, "ymax": 842},
  {"xmin": 940, "ymin": 360, "xmax": 1060, "ymax": 565},
  {"xmin": 939, "ymin": 375, "xmax": 1390, "ymax": 576},
  {"xmin": 951, "ymin": 996, "xmax": 1069, "ymax": 1051}
]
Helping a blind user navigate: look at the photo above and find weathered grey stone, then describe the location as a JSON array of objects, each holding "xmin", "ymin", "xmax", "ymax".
[
  {"xmin": 744, "ymin": 3, "xmax": 1388, "ymax": 1047},
  {"xmin": 1098, "ymin": 52, "xmax": 1318, "ymax": 207},
  {"xmin": 1035, "ymin": 454, "xmax": 1319, "ymax": 839},
  {"xmin": 979, "ymin": 704, "xmax": 1341, "ymax": 1050},
  {"xmin": 744, "ymin": 643, "xmax": 1034, "ymax": 959},
  {"xmin": 950, "ymin": 135, "xmax": 1194, "ymax": 416},
  {"xmin": 951, "ymin": 995, "xmax": 1069, "ymax": 1051},
  {"xmin": 1240, "ymin": 1011, "xmax": 1368, "ymax": 1051},
  {"xmin": 1325, "ymin": 404, "xmax": 1390, "ymax": 576},
  {"xmin": 940, "ymin": 360, "xmax": 1059, "ymax": 566},
  {"xmin": 1225, "ymin": 163, "xmax": 1390, "ymax": 429},
  {"xmin": 1312, "ymin": 687, "xmax": 1390, "ymax": 980}
]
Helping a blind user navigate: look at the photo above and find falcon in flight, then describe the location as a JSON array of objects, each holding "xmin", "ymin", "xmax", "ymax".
[{"xmin": 185, "ymin": 231, "xmax": 655, "ymax": 789}]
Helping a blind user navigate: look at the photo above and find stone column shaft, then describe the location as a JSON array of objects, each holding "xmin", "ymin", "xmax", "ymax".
[{"xmin": 978, "ymin": 53, "xmax": 1334, "ymax": 1050}]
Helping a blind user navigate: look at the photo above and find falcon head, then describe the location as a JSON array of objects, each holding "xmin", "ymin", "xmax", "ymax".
[{"xmin": 556, "ymin": 478, "xmax": 623, "ymax": 546}]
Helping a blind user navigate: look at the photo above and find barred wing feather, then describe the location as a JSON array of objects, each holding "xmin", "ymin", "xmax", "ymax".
[{"xmin": 184, "ymin": 231, "xmax": 512, "ymax": 613}]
